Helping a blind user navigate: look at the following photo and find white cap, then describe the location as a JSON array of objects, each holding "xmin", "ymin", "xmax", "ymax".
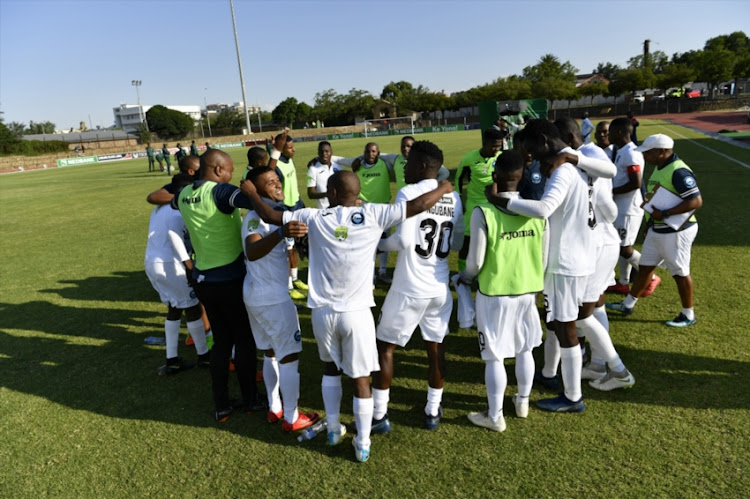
[{"xmin": 635, "ymin": 134, "xmax": 674, "ymax": 152}]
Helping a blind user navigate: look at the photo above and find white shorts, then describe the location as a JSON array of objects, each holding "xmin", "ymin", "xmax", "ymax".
[
  {"xmin": 311, "ymin": 306, "xmax": 379, "ymax": 379},
  {"xmin": 614, "ymin": 213, "xmax": 644, "ymax": 247},
  {"xmin": 476, "ymin": 293, "xmax": 542, "ymax": 361},
  {"xmin": 145, "ymin": 261, "xmax": 198, "ymax": 309},
  {"xmin": 543, "ymin": 273, "xmax": 588, "ymax": 323},
  {"xmin": 245, "ymin": 300, "xmax": 302, "ymax": 360},
  {"xmin": 582, "ymin": 242, "xmax": 619, "ymax": 302},
  {"xmin": 376, "ymin": 287, "xmax": 452, "ymax": 347},
  {"xmin": 640, "ymin": 224, "xmax": 698, "ymax": 277}
]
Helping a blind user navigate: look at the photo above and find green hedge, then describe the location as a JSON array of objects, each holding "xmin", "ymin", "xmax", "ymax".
[{"xmin": 0, "ymin": 139, "xmax": 69, "ymax": 156}]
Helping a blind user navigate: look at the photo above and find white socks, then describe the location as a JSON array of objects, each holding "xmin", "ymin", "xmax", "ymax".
[
  {"xmin": 263, "ymin": 356, "xmax": 281, "ymax": 413},
  {"xmin": 372, "ymin": 388, "xmax": 389, "ymax": 420},
  {"xmin": 291, "ymin": 267, "xmax": 298, "ymax": 282},
  {"xmin": 165, "ymin": 319, "xmax": 180, "ymax": 359},
  {"xmin": 485, "ymin": 360, "xmax": 506, "ymax": 422},
  {"xmin": 619, "ymin": 251, "xmax": 641, "ymax": 285},
  {"xmin": 353, "ymin": 396, "xmax": 374, "ymax": 447},
  {"xmin": 425, "ymin": 387, "xmax": 443, "ymax": 417},
  {"xmin": 186, "ymin": 319, "xmax": 208, "ymax": 355},
  {"xmin": 279, "ymin": 360, "xmax": 300, "ymax": 424},
  {"xmin": 593, "ymin": 305, "xmax": 609, "ymax": 332},
  {"xmin": 541, "ymin": 329, "xmax": 560, "ymax": 378},
  {"xmin": 560, "ymin": 346, "xmax": 582, "ymax": 402},
  {"xmin": 683, "ymin": 307, "xmax": 695, "ymax": 320},
  {"xmin": 322, "ymin": 375, "xmax": 342, "ymax": 430},
  {"xmin": 576, "ymin": 316, "xmax": 625, "ymax": 372},
  {"xmin": 623, "ymin": 294, "xmax": 639, "ymax": 308},
  {"xmin": 515, "ymin": 350, "xmax": 535, "ymax": 397}
]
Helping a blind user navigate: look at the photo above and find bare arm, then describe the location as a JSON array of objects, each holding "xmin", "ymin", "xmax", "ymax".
[
  {"xmin": 147, "ymin": 188, "xmax": 174, "ymax": 206},
  {"xmin": 245, "ymin": 221, "xmax": 308, "ymax": 261},
  {"xmin": 240, "ymin": 180, "xmax": 284, "ymax": 226},
  {"xmin": 612, "ymin": 171, "xmax": 641, "ymax": 195},
  {"xmin": 651, "ymin": 195, "xmax": 702, "ymax": 221}
]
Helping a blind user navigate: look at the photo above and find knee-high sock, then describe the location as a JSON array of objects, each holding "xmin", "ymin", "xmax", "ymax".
[
  {"xmin": 279, "ymin": 360, "xmax": 300, "ymax": 424},
  {"xmin": 263, "ymin": 356, "xmax": 281, "ymax": 413},
  {"xmin": 165, "ymin": 319, "xmax": 180, "ymax": 359},
  {"xmin": 378, "ymin": 252, "xmax": 388, "ymax": 273},
  {"xmin": 592, "ymin": 304, "xmax": 609, "ymax": 332},
  {"xmin": 186, "ymin": 319, "xmax": 208, "ymax": 355},
  {"xmin": 372, "ymin": 388, "xmax": 389, "ymax": 420},
  {"xmin": 485, "ymin": 360, "xmax": 506, "ymax": 421},
  {"xmin": 353, "ymin": 396, "xmax": 374, "ymax": 447},
  {"xmin": 322, "ymin": 375, "xmax": 342, "ymax": 430},
  {"xmin": 576, "ymin": 316, "xmax": 624, "ymax": 372},
  {"xmin": 618, "ymin": 257, "xmax": 632, "ymax": 286},
  {"xmin": 515, "ymin": 350, "xmax": 535, "ymax": 397},
  {"xmin": 425, "ymin": 386, "xmax": 443, "ymax": 417},
  {"xmin": 541, "ymin": 330, "xmax": 560, "ymax": 378},
  {"xmin": 627, "ymin": 250, "xmax": 641, "ymax": 269},
  {"xmin": 560, "ymin": 346, "xmax": 582, "ymax": 402}
]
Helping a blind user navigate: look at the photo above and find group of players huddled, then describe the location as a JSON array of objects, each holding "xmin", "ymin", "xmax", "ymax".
[{"xmin": 143, "ymin": 115, "xmax": 702, "ymax": 463}]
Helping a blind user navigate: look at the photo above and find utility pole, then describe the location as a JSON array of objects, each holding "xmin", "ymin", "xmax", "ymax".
[
  {"xmin": 230, "ymin": 0, "xmax": 252, "ymax": 134},
  {"xmin": 131, "ymin": 80, "xmax": 149, "ymax": 131}
]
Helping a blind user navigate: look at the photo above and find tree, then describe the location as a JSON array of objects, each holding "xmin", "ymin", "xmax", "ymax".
[
  {"xmin": 695, "ymin": 48, "xmax": 735, "ymax": 97},
  {"xmin": 531, "ymin": 78, "xmax": 578, "ymax": 101},
  {"xmin": 26, "ymin": 121, "xmax": 56, "ymax": 134},
  {"xmin": 609, "ymin": 68, "xmax": 647, "ymax": 98},
  {"xmin": 579, "ymin": 81, "xmax": 609, "ymax": 105},
  {"xmin": 145, "ymin": 105, "xmax": 194, "ymax": 139},
  {"xmin": 212, "ymin": 110, "xmax": 245, "ymax": 132},
  {"xmin": 272, "ymin": 97, "xmax": 299, "ymax": 127},
  {"xmin": 6, "ymin": 121, "xmax": 25, "ymax": 138},
  {"xmin": 657, "ymin": 63, "xmax": 696, "ymax": 92},
  {"xmin": 628, "ymin": 50, "xmax": 669, "ymax": 74},
  {"xmin": 381, "ymin": 81, "xmax": 414, "ymax": 101},
  {"xmin": 523, "ymin": 54, "xmax": 577, "ymax": 83},
  {"xmin": 593, "ymin": 62, "xmax": 621, "ymax": 80},
  {"xmin": 297, "ymin": 102, "xmax": 312, "ymax": 123}
]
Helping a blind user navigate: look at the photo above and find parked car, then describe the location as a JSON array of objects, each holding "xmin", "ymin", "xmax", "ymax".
[
  {"xmin": 652, "ymin": 94, "xmax": 666, "ymax": 101},
  {"xmin": 686, "ymin": 89, "xmax": 701, "ymax": 98},
  {"xmin": 633, "ymin": 93, "xmax": 645, "ymax": 103}
]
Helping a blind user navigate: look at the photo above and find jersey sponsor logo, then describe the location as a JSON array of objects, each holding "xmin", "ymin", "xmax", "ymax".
[
  {"xmin": 321, "ymin": 211, "xmax": 333, "ymax": 217},
  {"xmin": 351, "ymin": 212, "xmax": 364, "ymax": 225},
  {"xmin": 247, "ymin": 218, "xmax": 260, "ymax": 231},
  {"xmin": 181, "ymin": 196, "xmax": 202, "ymax": 204},
  {"xmin": 362, "ymin": 172, "xmax": 382, "ymax": 178},
  {"xmin": 532, "ymin": 172, "xmax": 542, "ymax": 184},
  {"xmin": 294, "ymin": 329, "xmax": 301, "ymax": 342},
  {"xmin": 685, "ymin": 176, "xmax": 696, "ymax": 188},
  {"xmin": 189, "ymin": 290, "xmax": 196, "ymax": 299},
  {"xmin": 497, "ymin": 229, "xmax": 537, "ymax": 241},
  {"xmin": 334, "ymin": 226, "xmax": 348, "ymax": 241}
]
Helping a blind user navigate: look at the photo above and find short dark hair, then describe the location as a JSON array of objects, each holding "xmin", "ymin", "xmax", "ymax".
[
  {"xmin": 318, "ymin": 140, "xmax": 331, "ymax": 151},
  {"xmin": 495, "ymin": 150, "xmax": 524, "ymax": 174},
  {"xmin": 171, "ymin": 172, "xmax": 193, "ymax": 190},
  {"xmin": 610, "ymin": 117, "xmax": 632, "ymax": 135},
  {"xmin": 483, "ymin": 127, "xmax": 504, "ymax": 143},
  {"xmin": 409, "ymin": 140, "xmax": 443, "ymax": 170},
  {"xmin": 246, "ymin": 166, "xmax": 273, "ymax": 185},
  {"xmin": 274, "ymin": 133, "xmax": 293, "ymax": 143},
  {"xmin": 522, "ymin": 118, "xmax": 561, "ymax": 141},
  {"xmin": 401, "ymin": 135, "xmax": 415, "ymax": 143},
  {"xmin": 246, "ymin": 146, "xmax": 267, "ymax": 167},
  {"xmin": 554, "ymin": 116, "xmax": 581, "ymax": 141}
]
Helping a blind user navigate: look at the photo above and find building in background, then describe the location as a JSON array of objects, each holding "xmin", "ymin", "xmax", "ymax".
[{"xmin": 113, "ymin": 104, "xmax": 201, "ymax": 133}]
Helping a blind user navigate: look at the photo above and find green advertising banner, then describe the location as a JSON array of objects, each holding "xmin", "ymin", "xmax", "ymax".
[
  {"xmin": 57, "ymin": 156, "xmax": 98, "ymax": 167},
  {"xmin": 328, "ymin": 124, "xmax": 465, "ymax": 141}
]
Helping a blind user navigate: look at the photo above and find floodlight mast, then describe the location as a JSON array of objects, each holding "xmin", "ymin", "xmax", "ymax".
[
  {"xmin": 131, "ymin": 80, "xmax": 149, "ymax": 132},
  {"xmin": 230, "ymin": 0, "xmax": 252, "ymax": 134}
]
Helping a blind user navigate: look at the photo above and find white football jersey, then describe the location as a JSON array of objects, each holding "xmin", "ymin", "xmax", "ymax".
[
  {"xmin": 283, "ymin": 202, "xmax": 406, "ymax": 311},
  {"xmin": 613, "ymin": 142, "xmax": 644, "ymax": 216},
  {"xmin": 577, "ymin": 143, "xmax": 620, "ymax": 247},
  {"xmin": 241, "ymin": 208, "xmax": 289, "ymax": 307},
  {"xmin": 382, "ymin": 179, "xmax": 463, "ymax": 298},
  {"xmin": 508, "ymin": 148, "xmax": 594, "ymax": 277},
  {"xmin": 306, "ymin": 161, "xmax": 342, "ymax": 209},
  {"xmin": 144, "ymin": 206, "xmax": 190, "ymax": 264}
]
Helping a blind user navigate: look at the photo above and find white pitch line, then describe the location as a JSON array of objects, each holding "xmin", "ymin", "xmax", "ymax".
[{"xmin": 658, "ymin": 124, "xmax": 750, "ymax": 170}]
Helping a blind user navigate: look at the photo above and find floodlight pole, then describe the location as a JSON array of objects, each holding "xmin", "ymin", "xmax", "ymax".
[
  {"xmin": 230, "ymin": 0, "xmax": 252, "ymax": 134},
  {"xmin": 204, "ymin": 93, "xmax": 212, "ymax": 137},
  {"xmin": 131, "ymin": 80, "xmax": 149, "ymax": 132}
]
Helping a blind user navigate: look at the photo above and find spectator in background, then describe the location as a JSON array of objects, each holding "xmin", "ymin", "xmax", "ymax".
[
  {"xmin": 162, "ymin": 143, "xmax": 172, "ymax": 174},
  {"xmin": 175, "ymin": 143, "xmax": 187, "ymax": 164},
  {"xmin": 581, "ymin": 112, "xmax": 594, "ymax": 144},
  {"xmin": 190, "ymin": 140, "xmax": 199, "ymax": 156},
  {"xmin": 627, "ymin": 111, "xmax": 640, "ymax": 145},
  {"xmin": 146, "ymin": 143, "xmax": 156, "ymax": 172}
]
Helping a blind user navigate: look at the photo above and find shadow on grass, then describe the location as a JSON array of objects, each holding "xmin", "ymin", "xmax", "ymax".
[{"xmin": 40, "ymin": 271, "xmax": 158, "ymax": 302}]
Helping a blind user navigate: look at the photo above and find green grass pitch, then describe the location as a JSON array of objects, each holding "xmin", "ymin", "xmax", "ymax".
[{"xmin": 0, "ymin": 122, "xmax": 749, "ymax": 496}]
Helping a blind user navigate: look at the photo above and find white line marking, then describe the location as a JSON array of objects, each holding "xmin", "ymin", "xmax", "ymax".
[{"xmin": 658, "ymin": 124, "xmax": 750, "ymax": 170}]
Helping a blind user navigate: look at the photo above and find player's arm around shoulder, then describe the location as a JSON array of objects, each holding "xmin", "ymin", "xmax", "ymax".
[{"xmin": 405, "ymin": 180, "xmax": 454, "ymax": 218}]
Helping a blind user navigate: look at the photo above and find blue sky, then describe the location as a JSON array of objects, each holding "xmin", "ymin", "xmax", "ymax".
[{"xmin": 1, "ymin": 0, "xmax": 748, "ymax": 130}]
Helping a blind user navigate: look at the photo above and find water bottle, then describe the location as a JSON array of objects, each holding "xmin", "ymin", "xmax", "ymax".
[{"xmin": 297, "ymin": 420, "xmax": 327, "ymax": 442}]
